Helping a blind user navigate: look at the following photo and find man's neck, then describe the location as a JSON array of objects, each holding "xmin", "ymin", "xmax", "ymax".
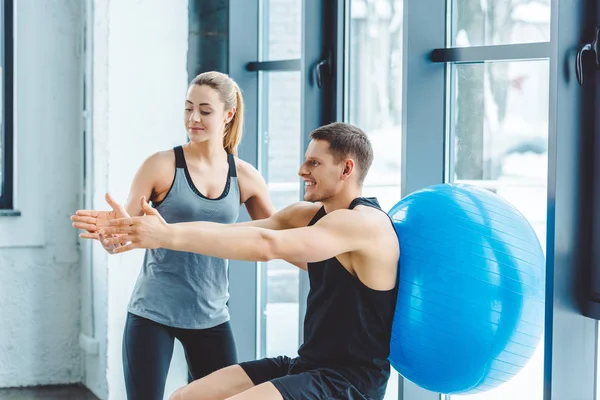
[{"xmin": 321, "ymin": 191, "xmax": 363, "ymax": 213}]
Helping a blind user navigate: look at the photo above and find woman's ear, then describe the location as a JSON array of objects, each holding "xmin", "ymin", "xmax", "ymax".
[{"xmin": 225, "ymin": 107, "xmax": 236, "ymax": 124}]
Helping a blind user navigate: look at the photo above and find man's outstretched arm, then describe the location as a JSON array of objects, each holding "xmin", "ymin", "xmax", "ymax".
[{"xmin": 101, "ymin": 200, "xmax": 370, "ymax": 264}]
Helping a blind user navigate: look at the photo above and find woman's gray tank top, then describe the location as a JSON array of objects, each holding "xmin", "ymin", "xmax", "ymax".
[{"xmin": 127, "ymin": 145, "xmax": 241, "ymax": 329}]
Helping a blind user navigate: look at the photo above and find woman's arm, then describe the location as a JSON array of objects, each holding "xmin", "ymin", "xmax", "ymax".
[
  {"xmin": 72, "ymin": 151, "xmax": 171, "ymax": 253},
  {"xmin": 122, "ymin": 152, "xmax": 171, "ymax": 217},
  {"xmin": 236, "ymin": 158, "xmax": 276, "ymax": 221}
]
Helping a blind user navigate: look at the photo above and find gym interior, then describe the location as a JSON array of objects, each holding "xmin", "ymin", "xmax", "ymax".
[{"xmin": 0, "ymin": 0, "xmax": 598, "ymax": 399}]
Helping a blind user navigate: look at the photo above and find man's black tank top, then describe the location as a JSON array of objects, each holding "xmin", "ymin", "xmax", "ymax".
[{"xmin": 297, "ymin": 197, "xmax": 399, "ymax": 394}]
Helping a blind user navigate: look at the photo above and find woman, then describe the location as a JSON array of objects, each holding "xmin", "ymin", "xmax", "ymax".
[{"xmin": 71, "ymin": 71, "xmax": 274, "ymax": 400}]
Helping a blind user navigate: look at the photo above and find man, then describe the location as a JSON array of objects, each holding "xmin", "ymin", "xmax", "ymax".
[{"xmin": 93, "ymin": 122, "xmax": 399, "ymax": 400}]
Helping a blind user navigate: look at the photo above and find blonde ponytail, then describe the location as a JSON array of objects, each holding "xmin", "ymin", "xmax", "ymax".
[{"xmin": 223, "ymin": 85, "xmax": 244, "ymax": 156}]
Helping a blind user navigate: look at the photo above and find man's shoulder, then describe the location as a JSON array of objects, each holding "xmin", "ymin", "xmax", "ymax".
[
  {"xmin": 349, "ymin": 207, "xmax": 399, "ymax": 287},
  {"xmin": 329, "ymin": 205, "xmax": 398, "ymax": 253},
  {"xmin": 332, "ymin": 203, "xmax": 390, "ymax": 228},
  {"xmin": 288, "ymin": 201, "xmax": 323, "ymax": 213},
  {"xmin": 280, "ymin": 202, "xmax": 323, "ymax": 228}
]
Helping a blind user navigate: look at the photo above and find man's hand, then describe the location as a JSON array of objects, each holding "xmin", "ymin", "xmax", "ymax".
[
  {"xmin": 100, "ymin": 197, "xmax": 169, "ymax": 254},
  {"xmin": 71, "ymin": 193, "xmax": 130, "ymax": 239}
]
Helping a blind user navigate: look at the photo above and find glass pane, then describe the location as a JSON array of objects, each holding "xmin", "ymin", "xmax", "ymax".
[
  {"xmin": 448, "ymin": 60, "xmax": 548, "ymax": 399},
  {"xmin": 0, "ymin": 5, "xmax": 3, "ymax": 196},
  {"xmin": 348, "ymin": 0, "xmax": 402, "ymax": 211},
  {"xmin": 449, "ymin": 0, "xmax": 550, "ymax": 47},
  {"xmin": 262, "ymin": 0, "xmax": 302, "ymax": 60},
  {"xmin": 348, "ymin": 1, "xmax": 403, "ymax": 398},
  {"xmin": 261, "ymin": 70, "xmax": 301, "ymax": 358},
  {"xmin": 0, "ymin": 65, "xmax": 3, "ymax": 196},
  {"xmin": 597, "ymin": 323, "xmax": 600, "ymax": 400},
  {"xmin": 259, "ymin": 0, "xmax": 303, "ymax": 359}
]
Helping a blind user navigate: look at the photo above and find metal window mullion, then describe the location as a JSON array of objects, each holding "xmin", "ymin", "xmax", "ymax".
[
  {"xmin": 298, "ymin": 0, "xmax": 341, "ymax": 346},
  {"xmin": 543, "ymin": 0, "xmax": 598, "ymax": 399},
  {"xmin": 401, "ymin": 0, "xmax": 447, "ymax": 399},
  {"xmin": 431, "ymin": 42, "xmax": 551, "ymax": 64},
  {"xmin": 257, "ymin": 0, "xmax": 268, "ymax": 360},
  {"xmin": 228, "ymin": 0, "xmax": 261, "ymax": 363},
  {"xmin": 246, "ymin": 59, "xmax": 301, "ymax": 71},
  {"xmin": 0, "ymin": 0, "xmax": 14, "ymax": 210},
  {"xmin": 298, "ymin": 0, "xmax": 315, "ymax": 347},
  {"xmin": 336, "ymin": 0, "xmax": 348, "ymax": 123}
]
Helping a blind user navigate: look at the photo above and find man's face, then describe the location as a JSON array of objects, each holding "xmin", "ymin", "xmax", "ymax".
[{"xmin": 298, "ymin": 140, "xmax": 345, "ymax": 202}]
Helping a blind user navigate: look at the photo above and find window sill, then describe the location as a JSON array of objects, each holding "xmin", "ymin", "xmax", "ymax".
[{"xmin": 0, "ymin": 209, "xmax": 21, "ymax": 217}]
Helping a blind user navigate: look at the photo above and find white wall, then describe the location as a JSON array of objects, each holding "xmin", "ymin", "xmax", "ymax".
[
  {"xmin": 0, "ymin": 0, "xmax": 84, "ymax": 387},
  {"xmin": 86, "ymin": 1, "xmax": 190, "ymax": 398}
]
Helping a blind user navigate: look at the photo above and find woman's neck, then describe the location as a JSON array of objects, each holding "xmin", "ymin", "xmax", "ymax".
[{"xmin": 183, "ymin": 140, "xmax": 227, "ymax": 164}]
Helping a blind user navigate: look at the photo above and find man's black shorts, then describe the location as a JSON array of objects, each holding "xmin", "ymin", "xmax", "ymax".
[{"xmin": 239, "ymin": 356, "xmax": 387, "ymax": 400}]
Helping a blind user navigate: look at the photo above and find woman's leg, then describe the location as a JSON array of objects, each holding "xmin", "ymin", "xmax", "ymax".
[
  {"xmin": 122, "ymin": 312, "xmax": 176, "ymax": 400},
  {"xmin": 178, "ymin": 320, "xmax": 238, "ymax": 382}
]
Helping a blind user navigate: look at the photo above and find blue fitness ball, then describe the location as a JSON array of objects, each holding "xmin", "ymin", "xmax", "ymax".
[{"xmin": 388, "ymin": 183, "xmax": 545, "ymax": 394}]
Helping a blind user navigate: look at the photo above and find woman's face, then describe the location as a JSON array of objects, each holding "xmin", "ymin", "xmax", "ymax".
[{"xmin": 184, "ymin": 84, "xmax": 234, "ymax": 144}]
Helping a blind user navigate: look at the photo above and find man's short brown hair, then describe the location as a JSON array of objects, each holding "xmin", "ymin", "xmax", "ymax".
[{"xmin": 309, "ymin": 122, "xmax": 374, "ymax": 185}]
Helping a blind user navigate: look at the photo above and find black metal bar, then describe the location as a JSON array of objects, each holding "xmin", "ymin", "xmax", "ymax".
[
  {"xmin": 430, "ymin": 42, "xmax": 551, "ymax": 64},
  {"xmin": 246, "ymin": 59, "xmax": 301, "ymax": 71},
  {"xmin": 590, "ymin": 24, "xmax": 600, "ymax": 321},
  {"xmin": 0, "ymin": 0, "xmax": 13, "ymax": 210}
]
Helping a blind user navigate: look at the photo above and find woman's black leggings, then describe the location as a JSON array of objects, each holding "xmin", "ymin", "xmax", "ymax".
[{"xmin": 122, "ymin": 312, "xmax": 238, "ymax": 400}]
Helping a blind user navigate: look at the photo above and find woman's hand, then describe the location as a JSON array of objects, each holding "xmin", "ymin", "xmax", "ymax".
[{"xmin": 71, "ymin": 193, "xmax": 131, "ymax": 254}]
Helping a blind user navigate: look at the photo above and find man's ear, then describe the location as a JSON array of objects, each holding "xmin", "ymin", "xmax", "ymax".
[{"xmin": 341, "ymin": 159, "xmax": 355, "ymax": 180}]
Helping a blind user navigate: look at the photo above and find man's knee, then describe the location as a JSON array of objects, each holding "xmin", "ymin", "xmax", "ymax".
[
  {"xmin": 168, "ymin": 365, "xmax": 254, "ymax": 400},
  {"xmin": 169, "ymin": 385, "xmax": 186, "ymax": 400}
]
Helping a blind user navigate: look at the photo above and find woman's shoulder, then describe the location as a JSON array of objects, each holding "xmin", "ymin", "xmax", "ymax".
[
  {"xmin": 232, "ymin": 157, "xmax": 269, "ymax": 202},
  {"xmin": 232, "ymin": 156, "xmax": 261, "ymax": 181},
  {"xmin": 134, "ymin": 148, "xmax": 177, "ymax": 184},
  {"xmin": 143, "ymin": 148, "xmax": 177, "ymax": 168},
  {"xmin": 139, "ymin": 148, "xmax": 179, "ymax": 197}
]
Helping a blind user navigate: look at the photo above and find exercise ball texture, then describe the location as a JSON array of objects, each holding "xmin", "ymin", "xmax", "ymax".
[{"xmin": 388, "ymin": 183, "xmax": 545, "ymax": 395}]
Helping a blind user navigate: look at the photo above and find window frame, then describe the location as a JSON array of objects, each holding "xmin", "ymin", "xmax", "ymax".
[
  {"xmin": 229, "ymin": 0, "xmax": 600, "ymax": 397},
  {"xmin": 0, "ymin": 0, "xmax": 14, "ymax": 212},
  {"xmin": 396, "ymin": 0, "xmax": 599, "ymax": 399}
]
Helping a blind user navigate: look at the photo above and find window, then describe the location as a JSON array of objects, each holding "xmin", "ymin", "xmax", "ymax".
[
  {"xmin": 400, "ymin": 0, "xmax": 597, "ymax": 397},
  {"xmin": 446, "ymin": 2, "xmax": 550, "ymax": 399},
  {"xmin": 345, "ymin": 1, "xmax": 403, "ymax": 398},
  {"xmin": 258, "ymin": 0, "xmax": 303, "ymax": 359},
  {"xmin": 0, "ymin": 0, "xmax": 13, "ymax": 211},
  {"xmin": 448, "ymin": 59, "xmax": 549, "ymax": 400},
  {"xmin": 347, "ymin": 0, "xmax": 403, "ymax": 212},
  {"xmin": 450, "ymin": 0, "xmax": 550, "ymax": 47},
  {"xmin": 230, "ymin": 0, "xmax": 599, "ymax": 397},
  {"xmin": 260, "ymin": 70, "xmax": 302, "ymax": 358},
  {"xmin": 231, "ymin": 0, "xmax": 338, "ymax": 363}
]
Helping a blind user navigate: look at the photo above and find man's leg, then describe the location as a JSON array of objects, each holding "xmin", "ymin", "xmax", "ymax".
[
  {"xmin": 228, "ymin": 382, "xmax": 283, "ymax": 400},
  {"xmin": 242, "ymin": 367, "xmax": 368, "ymax": 400},
  {"xmin": 169, "ymin": 356, "xmax": 292, "ymax": 400},
  {"xmin": 169, "ymin": 365, "xmax": 254, "ymax": 400}
]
